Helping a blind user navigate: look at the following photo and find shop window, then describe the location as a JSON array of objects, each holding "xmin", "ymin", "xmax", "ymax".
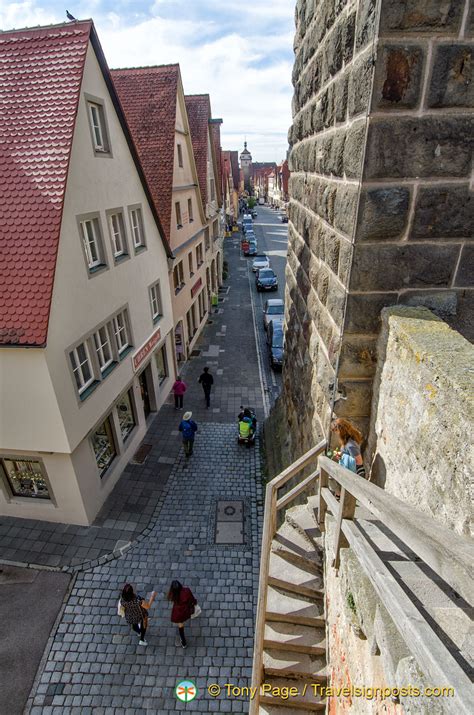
[
  {"xmin": 155, "ymin": 345, "xmax": 168, "ymax": 384},
  {"xmin": 91, "ymin": 417, "xmax": 116, "ymax": 477},
  {"xmin": 117, "ymin": 391, "xmax": 135, "ymax": 442},
  {"xmin": 0, "ymin": 457, "xmax": 51, "ymax": 499}
]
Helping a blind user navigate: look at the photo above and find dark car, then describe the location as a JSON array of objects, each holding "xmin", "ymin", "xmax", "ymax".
[
  {"xmin": 251, "ymin": 208, "xmax": 257, "ymax": 218},
  {"xmin": 256, "ymin": 268, "xmax": 278, "ymax": 291},
  {"xmin": 279, "ymin": 214, "xmax": 288, "ymax": 223},
  {"xmin": 245, "ymin": 242, "xmax": 258, "ymax": 256},
  {"xmin": 267, "ymin": 321, "xmax": 284, "ymax": 370}
]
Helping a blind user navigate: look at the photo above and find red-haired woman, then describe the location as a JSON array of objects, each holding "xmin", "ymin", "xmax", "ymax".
[{"xmin": 330, "ymin": 418, "xmax": 366, "ymax": 478}]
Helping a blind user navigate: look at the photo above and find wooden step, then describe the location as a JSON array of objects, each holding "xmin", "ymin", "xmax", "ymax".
[
  {"xmin": 263, "ymin": 649, "xmax": 327, "ymax": 682},
  {"xmin": 271, "ymin": 524, "xmax": 322, "ymax": 574},
  {"xmin": 264, "ymin": 621, "xmax": 326, "ymax": 656},
  {"xmin": 268, "ymin": 576, "xmax": 324, "ymax": 601},
  {"xmin": 266, "ymin": 586, "xmax": 324, "ymax": 625},
  {"xmin": 269, "ymin": 553, "xmax": 323, "ymax": 593},
  {"xmin": 286, "ymin": 504, "xmax": 322, "ymax": 549},
  {"xmin": 259, "ymin": 676, "xmax": 326, "ymax": 712}
]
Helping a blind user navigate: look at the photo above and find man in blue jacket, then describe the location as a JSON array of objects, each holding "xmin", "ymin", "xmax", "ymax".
[{"xmin": 179, "ymin": 411, "xmax": 198, "ymax": 457}]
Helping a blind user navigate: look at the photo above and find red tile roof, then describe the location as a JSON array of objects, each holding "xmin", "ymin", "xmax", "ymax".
[
  {"xmin": 0, "ymin": 21, "xmax": 92, "ymax": 346},
  {"xmin": 111, "ymin": 65, "xmax": 180, "ymax": 245},
  {"xmin": 185, "ymin": 94, "xmax": 212, "ymax": 210}
]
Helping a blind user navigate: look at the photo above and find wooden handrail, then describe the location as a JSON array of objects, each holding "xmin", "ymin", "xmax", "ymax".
[
  {"xmin": 250, "ymin": 439, "xmax": 326, "ymax": 714},
  {"xmin": 318, "ymin": 457, "xmax": 474, "ymax": 603}
]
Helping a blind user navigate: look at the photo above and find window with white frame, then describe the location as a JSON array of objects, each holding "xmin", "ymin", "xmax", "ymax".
[
  {"xmin": 149, "ymin": 281, "xmax": 163, "ymax": 322},
  {"xmin": 129, "ymin": 207, "xmax": 146, "ymax": 249},
  {"xmin": 108, "ymin": 212, "xmax": 127, "ymax": 258},
  {"xmin": 70, "ymin": 342, "xmax": 94, "ymax": 394},
  {"xmin": 177, "ymin": 143, "xmax": 183, "ymax": 168},
  {"xmin": 0, "ymin": 457, "xmax": 51, "ymax": 500},
  {"xmin": 113, "ymin": 310, "xmax": 130, "ymax": 354},
  {"xmin": 87, "ymin": 101, "xmax": 109, "ymax": 153},
  {"xmin": 175, "ymin": 201, "xmax": 182, "ymax": 229},
  {"xmin": 93, "ymin": 325, "xmax": 114, "ymax": 372},
  {"xmin": 188, "ymin": 198, "xmax": 193, "ymax": 222},
  {"xmin": 196, "ymin": 242, "xmax": 203, "ymax": 266},
  {"xmin": 80, "ymin": 218, "xmax": 104, "ymax": 270}
]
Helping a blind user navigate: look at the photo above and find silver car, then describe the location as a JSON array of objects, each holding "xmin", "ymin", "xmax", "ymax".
[
  {"xmin": 252, "ymin": 255, "xmax": 270, "ymax": 272},
  {"xmin": 263, "ymin": 298, "xmax": 285, "ymax": 331}
]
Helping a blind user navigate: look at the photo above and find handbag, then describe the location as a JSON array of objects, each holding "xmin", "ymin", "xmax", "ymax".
[
  {"xmin": 340, "ymin": 452, "xmax": 357, "ymax": 473},
  {"xmin": 117, "ymin": 600, "xmax": 125, "ymax": 618},
  {"xmin": 190, "ymin": 604, "xmax": 202, "ymax": 619}
]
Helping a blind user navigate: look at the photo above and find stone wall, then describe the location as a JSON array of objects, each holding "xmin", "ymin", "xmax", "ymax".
[
  {"xmin": 367, "ymin": 306, "xmax": 474, "ymax": 537},
  {"xmin": 279, "ymin": 0, "xmax": 474, "ymax": 468}
]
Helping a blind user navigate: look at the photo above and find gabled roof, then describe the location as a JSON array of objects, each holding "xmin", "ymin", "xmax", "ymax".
[
  {"xmin": 185, "ymin": 94, "xmax": 213, "ymax": 210},
  {"xmin": 0, "ymin": 20, "xmax": 170, "ymax": 347},
  {"xmin": 111, "ymin": 64, "xmax": 180, "ymax": 245},
  {"xmin": 209, "ymin": 119, "xmax": 223, "ymax": 207}
]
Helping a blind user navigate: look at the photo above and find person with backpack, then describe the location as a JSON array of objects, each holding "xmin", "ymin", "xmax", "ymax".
[
  {"xmin": 330, "ymin": 418, "xmax": 366, "ymax": 478},
  {"xmin": 167, "ymin": 580, "xmax": 198, "ymax": 649},
  {"xmin": 198, "ymin": 367, "xmax": 214, "ymax": 408},
  {"xmin": 179, "ymin": 411, "xmax": 198, "ymax": 457},
  {"xmin": 119, "ymin": 583, "xmax": 156, "ymax": 646},
  {"xmin": 172, "ymin": 376, "xmax": 187, "ymax": 409}
]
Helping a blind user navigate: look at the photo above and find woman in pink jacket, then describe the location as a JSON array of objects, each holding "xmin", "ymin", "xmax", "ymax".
[{"xmin": 172, "ymin": 376, "xmax": 187, "ymax": 409}]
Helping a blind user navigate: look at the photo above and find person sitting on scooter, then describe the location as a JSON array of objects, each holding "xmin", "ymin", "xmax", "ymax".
[{"xmin": 243, "ymin": 408, "xmax": 257, "ymax": 435}]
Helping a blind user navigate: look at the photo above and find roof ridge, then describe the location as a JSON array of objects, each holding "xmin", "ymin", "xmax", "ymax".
[
  {"xmin": 111, "ymin": 63, "xmax": 180, "ymax": 72},
  {"xmin": 0, "ymin": 19, "xmax": 92, "ymax": 36}
]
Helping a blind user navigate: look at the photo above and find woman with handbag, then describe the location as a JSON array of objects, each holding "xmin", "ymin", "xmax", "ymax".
[
  {"xmin": 167, "ymin": 580, "xmax": 199, "ymax": 649},
  {"xmin": 330, "ymin": 418, "xmax": 366, "ymax": 478},
  {"xmin": 120, "ymin": 583, "xmax": 156, "ymax": 646}
]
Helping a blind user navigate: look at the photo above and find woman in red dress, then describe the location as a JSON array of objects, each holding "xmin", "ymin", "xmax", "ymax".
[{"xmin": 167, "ymin": 580, "xmax": 197, "ymax": 649}]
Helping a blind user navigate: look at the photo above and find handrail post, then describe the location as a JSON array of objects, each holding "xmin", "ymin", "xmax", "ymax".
[
  {"xmin": 318, "ymin": 464, "xmax": 328, "ymax": 532},
  {"xmin": 332, "ymin": 486, "xmax": 357, "ymax": 569}
]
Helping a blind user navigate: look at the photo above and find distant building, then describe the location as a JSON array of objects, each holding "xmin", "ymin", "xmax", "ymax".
[{"xmin": 240, "ymin": 141, "xmax": 252, "ymax": 193}]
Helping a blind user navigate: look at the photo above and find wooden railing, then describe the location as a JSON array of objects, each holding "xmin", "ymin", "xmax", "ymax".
[
  {"xmin": 249, "ymin": 439, "xmax": 327, "ymax": 714},
  {"xmin": 317, "ymin": 456, "xmax": 474, "ymax": 715}
]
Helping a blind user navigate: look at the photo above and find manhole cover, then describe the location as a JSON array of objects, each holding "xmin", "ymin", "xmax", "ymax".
[
  {"xmin": 131, "ymin": 443, "xmax": 153, "ymax": 464},
  {"xmin": 215, "ymin": 500, "xmax": 244, "ymax": 544}
]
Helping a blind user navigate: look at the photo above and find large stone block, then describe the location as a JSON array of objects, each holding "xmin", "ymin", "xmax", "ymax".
[
  {"xmin": 334, "ymin": 183, "xmax": 359, "ymax": 237},
  {"xmin": 348, "ymin": 51, "xmax": 376, "ymax": 117},
  {"xmin": 326, "ymin": 274, "xmax": 347, "ymax": 325},
  {"xmin": 356, "ymin": 186, "xmax": 411, "ymax": 241},
  {"xmin": 412, "ymin": 185, "xmax": 473, "ymax": 239},
  {"xmin": 342, "ymin": 10, "xmax": 356, "ymax": 64},
  {"xmin": 338, "ymin": 334, "xmax": 378, "ymax": 379},
  {"xmin": 428, "ymin": 44, "xmax": 474, "ymax": 108},
  {"xmin": 364, "ymin": 116, "xmax": 473, "ymax": 179},
  {"xmin": 338, "ymin": 236, "xmax": 353, "ymax": 286},
  {"xmin": 345, "ymin": 293, "xmax": 400, "ymax": 333},
  {"xmin": 334, "ymin": 70, "xmax": 349, "ymax": 123},
  {"xmin": 454, "ymin": 244, "xmax": 474, "ymax": 286},
  {"xmin": 327, "ymin": 20, "xmax": 344, "ymax": 77},
  {"xmin": 379, "ymin": 0, "xmax": 464, "ymax": 34},
  {"xmin": 372, "ymin": 43, "xmax": 425, "ymax": 109},
  {"xmin": 343, "ymin": 119, "xmax": 367, "ymax": 178},
  {"xmin": 335, "ymin": 377, "xmax": 373, "ymax": 417},
  {"xmin": 350, "ymin": 243, "xmax": 460, "ymax": 291},
  {"xmin": 356, "ymin": 0, "xmax": 377, "ymax": 51}
]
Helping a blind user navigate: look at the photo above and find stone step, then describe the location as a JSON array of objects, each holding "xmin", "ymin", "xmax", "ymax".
[
  {"xmin": 266, "ymin": 612, "xmax": 326, "ymax": 629},
  {"xmin": 269, "ymin": 552, "xmax": 323, "ymax": 593},
  {"xmin": 272, "ymin": 523, "xmax": 322, "ymax": 574},
  {"xmin": 286, "ymin": 504, "xmax": 322, "ymax": 549},
  {"xmin": 263, "ymin": 648, "xmax": 327, "ymax": 682},
  {"xmin": 259, "ymin": 676, "xmax": 326, "ymax": 711},
  {"xmin": 268, "ymin": 576, "xmax": 324, "ymax": 601},
  {"xmin": 264, "ymin": 621, "xmax": 326, "ymax": 656},
  {"xmin": 266, "ymin": 586, "xmax": 324, "ymax": 624}
]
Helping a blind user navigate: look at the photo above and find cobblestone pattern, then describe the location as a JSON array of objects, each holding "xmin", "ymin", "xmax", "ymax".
[{"xmin": 26, "ymin": 424, "xmax": 263, "ymax": 713}]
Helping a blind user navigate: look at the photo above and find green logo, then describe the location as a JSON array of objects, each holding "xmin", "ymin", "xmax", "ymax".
[{"xmin": 175, "ymin": 680, "xmax": 198, "ymax": 702}]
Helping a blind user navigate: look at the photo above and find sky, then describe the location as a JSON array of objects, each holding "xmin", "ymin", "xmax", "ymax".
[{"xmin": 0, "ymin": 0, "xmax": 295, "ymax": 162}]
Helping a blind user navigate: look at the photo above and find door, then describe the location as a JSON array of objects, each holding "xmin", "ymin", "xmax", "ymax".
[{"xmin": 138, "ymin": 370, "xmax": 151, "ymax": 418}]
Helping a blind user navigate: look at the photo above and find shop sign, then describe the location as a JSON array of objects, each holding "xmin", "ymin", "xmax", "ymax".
[
  {"xmin": 132, "ymin": 328, "xmax": 161, "ymax": 372},
  {"xmin": 191, "ymin": 277, "xmax": 202, "ymax": 298}
]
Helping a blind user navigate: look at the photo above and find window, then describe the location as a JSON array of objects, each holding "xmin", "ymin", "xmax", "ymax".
[
  {"xmin": 70, "ymin": 342, "xmax": 94, "ymax": 394},
  {"xmin": 213, "ymin": 219, "xmax": 218, "ymax": 239},
  {"xmin": 113, "ymin": 310, "xmax": 130, "ymax": 354},
  {"xmin": 188, "ymin": 251, "xmax": 194, "ymax": 277},
  {"xmin": 87, "ymin": 101, "xmax": 109, "ymax": 152},
  {"xmin": 175, "ymin": 201, "xmax": 182, "ymax": 228},
  {"xmin": 177, "ymin": 143, "xmax": 183, "ymax": 168},
  {"xmin": 196, "ymin": 243, "xmax": 203, "ymax": 266},
  {"xmin": 108, "ymin": 212, "xmax": 127, "ymax": 258},
  {"xmin": 129, "ymin": 207, "xmax": 145, "ymax": 249},
  {"xmin": 93, "ymin": 325, "xmax": 113, "ymax": 372},
  {"xmin": 0, "ymin": 457, "xmax": 50, "ymax": 499},
  {"xmin": 198, "ymin": 290, "xmax": 206, "ymax": 320},
  {"xmin": 188, "ymin": 198, "xmax": 193, "ymax": 222},
  {"xmin": 149, "ymin": 281, "xmax": 163, "ymax": 322},
  {"xmin": 117, "ymin": 391, "xmax": 135, "ymax": 442},
  {"xmin": 155, "ymin": 345, "xmax": 168, "ymax": 384},
  {"xmin": 173, "ymin": 261, "xmax": 185, "ymax": 293},
  {"xmin": 210, "ymin": 177, "xmax": 216, "ymax": 202},
  {"xmin": 91, "ymin": 417, "xmax": 116, "ymax": 477},
  {"xmin": 186, "ymin": 304, "xmax": 197, "ymax": 339},
  {"xmin": 80, "ymin": 218, "xmax": 104, "ymax": 270},
  {"xmin": 204, "ymin": 227, "xmax": 210, "ymax": 251}
]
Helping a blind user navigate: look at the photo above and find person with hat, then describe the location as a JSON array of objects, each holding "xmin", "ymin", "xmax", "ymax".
[{"xmin": 178, "ymin": 411, "xmax": 198, "ymax": 457}]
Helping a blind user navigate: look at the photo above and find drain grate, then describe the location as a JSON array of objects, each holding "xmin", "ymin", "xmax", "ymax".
[{"xmin": 131, "ymin": 443, "xmax": 153, "ymax": 464}]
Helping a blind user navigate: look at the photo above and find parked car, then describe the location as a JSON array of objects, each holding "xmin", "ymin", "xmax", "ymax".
[
  {"xmin": 252, "ymin": 254, "xmax": 270, "ymax": 272},
  {"xmin": 245, "ymin": 231, "xmax": 256, "ymax": 242},
  {"xmin": 244, "ymin": 241, "xmax": 258, "ymax": 256},
  {"xmin": 256, "ymin": 268, "xmax": 278, "ymax": 291},
  {"xmin": 267, "ymin": 320, "xmax": 284, "ymax": 370},
  {"xmin": 243, "ymin": 222, "xmax": 253, "ymax": 234},
  {"xmin": 263, "ymin": 298, "xmax": 284, "ymax": 331}
]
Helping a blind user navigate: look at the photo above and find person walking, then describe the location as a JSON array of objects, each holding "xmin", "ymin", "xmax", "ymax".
[
  {"xmin": 179, "ymin": 411, "xmax": 198, "ymax": 457},
  {"xmin": 119, "ymin": 584, "xmax": 156, "ymax": 646},
  {"xmin": 198, "ymin": 367, "xmax": 214, "ymax": 408},
  {"xmin": 172, "ymin": 375, "xmax": 187, "ymax": 409},
  {"xmin": 167, "ymin": 580, "xmax": 198, "ymax": 649},
  {"xmin": 330, "ymin": 418, "xmax": 366, "ymax": 478}
]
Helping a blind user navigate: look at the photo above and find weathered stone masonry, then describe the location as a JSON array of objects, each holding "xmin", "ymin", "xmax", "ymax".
[{"xmin": 280, "ymin": 0, "xmax": 473, "ymax": 464}]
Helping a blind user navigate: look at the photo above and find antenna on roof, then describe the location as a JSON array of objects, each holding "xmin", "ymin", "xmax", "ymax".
[{"xmin": 66, "ymin": 10, "xmax": 77, "ymax": 21}]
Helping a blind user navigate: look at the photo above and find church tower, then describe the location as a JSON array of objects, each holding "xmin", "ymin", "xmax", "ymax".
[{"xmin": 240, "ymin": 141, "xmax": 252, "ymax": 193}]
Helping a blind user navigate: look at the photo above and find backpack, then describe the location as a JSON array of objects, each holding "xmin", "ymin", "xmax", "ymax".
[{"xmin": 181, "ymin": 420, "xmax": 195, "ymax": 439}]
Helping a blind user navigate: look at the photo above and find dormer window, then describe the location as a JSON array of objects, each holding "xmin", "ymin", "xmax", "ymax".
[{"xmin": 86, "ymin": 98, "xmax": 110, "ymax": 154}]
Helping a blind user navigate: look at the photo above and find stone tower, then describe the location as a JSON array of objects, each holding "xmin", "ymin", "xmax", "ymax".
[
  {"xmin": 278, "ymin": 0, "xmax": 473, "ymax": 466},
  {"xmin": 240, "ymin": 141, "xmax": 252, "ymax": 193}
]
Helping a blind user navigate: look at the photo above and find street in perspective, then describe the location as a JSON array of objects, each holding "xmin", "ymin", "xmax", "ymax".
[{"xmin": 1, "ymin": 1, "xmax": 473, "ymax": 715}]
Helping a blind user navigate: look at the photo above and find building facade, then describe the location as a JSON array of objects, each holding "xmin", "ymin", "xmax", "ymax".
[{"xmin": 0, "ymin": 22, "xmax": 175, "ymax": 525}]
